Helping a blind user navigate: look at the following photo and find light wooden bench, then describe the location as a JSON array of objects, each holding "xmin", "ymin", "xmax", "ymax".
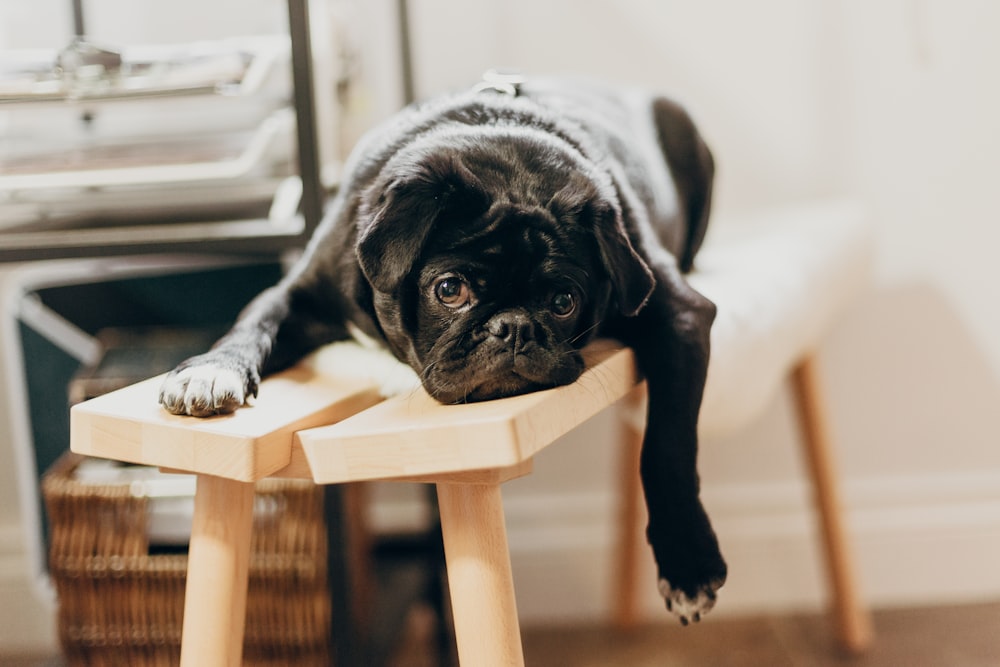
[
  {"xmin": 71, "ymin": 340, "xmax": 638, "ymax": 667},
  {"xmin": 69, "ymin": 199, "xmax": 877, "ymax": 664}
]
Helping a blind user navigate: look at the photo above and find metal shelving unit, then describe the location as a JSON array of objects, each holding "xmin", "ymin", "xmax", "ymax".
[{"xmin": 0, "ymin": 0, "xmax": 325, "ymax": 262}]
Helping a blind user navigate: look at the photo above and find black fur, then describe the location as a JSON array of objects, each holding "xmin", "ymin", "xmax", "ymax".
[{"xmin": 159, "ymin": 76, "xmax": 726, "ymax": 621}]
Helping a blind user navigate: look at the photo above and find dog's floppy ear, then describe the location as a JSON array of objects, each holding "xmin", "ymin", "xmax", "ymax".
[
  {"xmin": 357, "ymin": 156, "xmax": 488, "ymax": 292},
  {"xmin": 551, "ymin": 181, "xmax": 655, "ymax": 317},
  {"xmin": 590, "ymin": 200, "xmax": 656, "ymax": 317}
]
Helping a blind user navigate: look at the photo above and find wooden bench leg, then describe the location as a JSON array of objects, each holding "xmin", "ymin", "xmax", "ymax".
[
  {"xmin": 180, "ymin": 474, "xmax": 256, "ymax": 667},
  {"xmin": 437, "ymin": 481, "xmax": 525, "ymax": 667},
  {"xmin": 612, "ymin": 385, "xmax": 645, "ymax": 629},
  {"xmin": 792, "ymin": 355, "xmax": 873, "ymax": 654}
]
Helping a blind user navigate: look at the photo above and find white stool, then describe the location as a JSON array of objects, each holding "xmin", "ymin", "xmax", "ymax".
[{"xmin": 613, "ymin": 199, "xmax": 875, "ymax": 653}]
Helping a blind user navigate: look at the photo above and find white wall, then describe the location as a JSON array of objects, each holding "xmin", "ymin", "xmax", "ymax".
[
  {"xmin": 1, "ymin": 0, "xmax": 998, "ymax": 652},
  {"xmin": 396, "ymin": 0, "xmax": 1000, "ymax": 623}
]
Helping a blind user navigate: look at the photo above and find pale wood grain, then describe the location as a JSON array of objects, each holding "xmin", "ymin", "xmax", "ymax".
[
  {"xmin": 297, "ymin": 342, "xmax": 640, "ymax": 484},
  {"xmin": 179, "ymin": 474, "xmax": 255, "ymax": 667},
  {"xmin": 438, "ymin": 482, "xmax": 525, "ymax": 667},
  {"xmin": 270, "ymin": 438, "xmax": 315, "ymax": 479},
  {"xmin": 612, "ymin": 384, "xmax": 647, "ymax": 630},
  {"xmin": 68, "ymin": 340, "xmax": 640, "ymax": 667},
  {"xmin": 70, "ymin": 341, "xmax": 636, "ymax": 484},
  {"xmin": 70, "ymin": 365, "xmax": 383, "ymax": 482},
  {"xmin": 395, "ymin": 459, "xmax": 533, "ymax": 485}
]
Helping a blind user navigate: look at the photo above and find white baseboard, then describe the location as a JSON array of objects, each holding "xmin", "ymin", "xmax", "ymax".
[
  {"xmin": 502, "ymin": 470, "xmax": 1000, "ymax": 624},
  {"xmin": 0, "ymin": 521, "xmax": 57, "ymax": 653},
  {"xmin": 5, "ymin": 470, "xmax": 999, "ymax": 651}
]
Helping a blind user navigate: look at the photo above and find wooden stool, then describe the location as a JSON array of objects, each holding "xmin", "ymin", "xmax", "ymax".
[{"xmin": 71, "ymin": 341, "xmax": 638, "ymax": 667}]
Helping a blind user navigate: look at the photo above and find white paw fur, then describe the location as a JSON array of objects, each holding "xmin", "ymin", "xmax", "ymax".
[
  {"xmin": 160, "ymin": 364, "xmax": 246, "ymax": 416},
  {"xmin": 658, "ymin": 577, "xmax": 722, "ymax": 625},
  {"xmin": 307, "ymin": 340, "xmax": 419, "ymax": 398}
]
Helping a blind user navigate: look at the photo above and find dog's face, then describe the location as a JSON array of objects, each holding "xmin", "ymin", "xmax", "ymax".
[{"xmin": 355, "ymin": 131, "xmax": 654, "ymax": 403}]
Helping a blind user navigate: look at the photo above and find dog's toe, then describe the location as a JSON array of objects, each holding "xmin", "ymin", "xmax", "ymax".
[
  {"xmin": 159, "ymin": 373, "xmax": 190, "ymax": 415},
  {"xmin": 159, "ymin": 365, "xmax": 246, "ymax": 417},
  {"xmin": 658, "ymin": 577, "xmax": 723, "ymax": 626}
]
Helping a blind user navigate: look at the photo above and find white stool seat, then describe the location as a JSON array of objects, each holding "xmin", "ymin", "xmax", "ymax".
[
  {"xmin": 612, "ymin": 198, "xmax": 874, "ymax": 652},
  {"xmin": 313, "ymin": 199, "xmax": 875, "ymax": 442},
  {"xmin": 692, "ymin": 199, "xmax": 873, "ymax": 437}
]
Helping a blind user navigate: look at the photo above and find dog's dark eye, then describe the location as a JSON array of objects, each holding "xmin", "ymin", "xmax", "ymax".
[
  {"xmin": 551, "ymin": 291, "xmax": 576, "ymax": 318},
  {"xmin": 434, "ymin": 277, "xmax": 473, "ymax": 308}
]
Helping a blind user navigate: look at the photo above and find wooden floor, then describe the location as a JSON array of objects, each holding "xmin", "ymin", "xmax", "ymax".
[
  {"xmin": 390, "ymin": 601, "xmax": 1000, "ymax": 667},
  {"xmin": 6, "ymin": 601, "xmax": 999, "ymax": 666}
]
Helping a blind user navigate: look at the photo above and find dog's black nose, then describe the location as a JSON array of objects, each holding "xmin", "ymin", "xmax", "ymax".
[{"xmin": 487, "ymin": 310, "xmax": 536, "ymax": 349}]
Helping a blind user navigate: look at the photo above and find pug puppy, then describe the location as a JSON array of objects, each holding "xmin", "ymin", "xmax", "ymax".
[{"xmin": 159, "ymin": 74, "xmax": 725, "ymax": 624}]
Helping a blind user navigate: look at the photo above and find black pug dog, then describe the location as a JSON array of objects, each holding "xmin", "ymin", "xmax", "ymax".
[{"xmin": 159, "ymin": 74, "xmax": 726, "ymax": 624}]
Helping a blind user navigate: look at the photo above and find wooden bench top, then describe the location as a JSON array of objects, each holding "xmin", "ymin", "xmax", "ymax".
[{"xmin": 70, "ymin": 340, "xmax": 639, "ymax": 484}]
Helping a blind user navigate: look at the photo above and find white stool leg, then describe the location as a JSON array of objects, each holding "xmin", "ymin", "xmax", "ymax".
[
  {"xmin": 437, "ymin": 481, "xmax": 525, "ymax": 667},
  {"xmin": 792, "ymin": 355, "xmax": 873, "ymax": 654},
  {"xmin": 180, "ymin": 474, "xmax": 255, "ymax": 667}
]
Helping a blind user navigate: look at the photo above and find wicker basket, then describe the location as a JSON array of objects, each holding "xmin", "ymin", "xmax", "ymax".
[{"xmin": 42, "ymin": 453, "xmax": 331, "ymax": 666}]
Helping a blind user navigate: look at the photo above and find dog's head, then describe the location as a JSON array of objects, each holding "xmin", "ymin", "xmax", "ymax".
[{"xmin": 355, "ymin": 129, "xmax": 653, "ymax": 403}]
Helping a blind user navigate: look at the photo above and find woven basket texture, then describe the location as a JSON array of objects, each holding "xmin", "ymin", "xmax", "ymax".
[{"xmin": 42, "ymin": 453, "xmax": 331, "ymax": 666}]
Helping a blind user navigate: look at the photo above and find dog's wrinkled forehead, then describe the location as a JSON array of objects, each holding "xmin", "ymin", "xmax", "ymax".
[
  {"xmin": 356, "ymin": 126, "xmax": 654, "ymax": 314},
  {"xmin": 423, "ymin": 201, "xmax": 589, "ymax": 285},
  {"xmin": 444, "ymin": 199, "xmax": 568, "ymax": 257},
  {"xmin": 358, "ymin": 131, "xmax": 594, "ymax": 271}
]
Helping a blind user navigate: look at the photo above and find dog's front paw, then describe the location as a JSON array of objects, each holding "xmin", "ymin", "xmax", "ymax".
[
  {"xmin": 658, "ymin": 576, "xmax": 724, "ymax": 626},
  {"xmin": 647, "ymin": 516, "xmax": 727, "ymax": 625},
  {"xmin": 159, "ymin": 357, "xmax": 258, "ymax": 417}
]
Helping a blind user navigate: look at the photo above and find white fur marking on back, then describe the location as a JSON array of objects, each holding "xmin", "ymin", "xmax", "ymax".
[{"xmin": 307, "ymin": 339, "xmax": 419, "ymax": 397}]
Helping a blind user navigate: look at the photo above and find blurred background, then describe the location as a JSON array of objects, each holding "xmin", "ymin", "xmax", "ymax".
[{"xmin": 1, "ymin": 0, "xmax": 998, "ymax": 661}]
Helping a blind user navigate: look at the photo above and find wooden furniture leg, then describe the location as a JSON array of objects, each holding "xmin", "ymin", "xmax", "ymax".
[
  {"xmin": 613, "ymin": 385, "xmax": 646, "ymax": 629},
  {"xmin": 179, "ymin": 474, "xmax": 256, "ymax": 667},
  {"xmin": 791, "ymin": 355, "xmax": 873, "ymax": 654},
  {"xmin": 437, "ymin": 481, "xmax": 525, "ymax": 667}
]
